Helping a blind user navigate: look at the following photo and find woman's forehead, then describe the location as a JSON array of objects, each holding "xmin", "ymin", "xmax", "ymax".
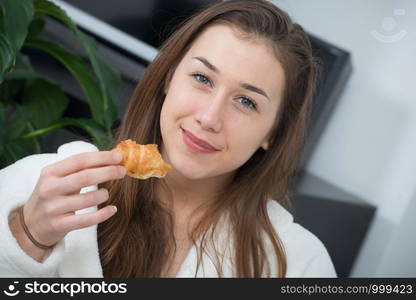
[
  {"xmin": 183, "ymin": 24, "xmax": 285, "ymax": 100},
  {"xmin": 187, "ymin": 24, "xmax": 277, "ymax": 66}
]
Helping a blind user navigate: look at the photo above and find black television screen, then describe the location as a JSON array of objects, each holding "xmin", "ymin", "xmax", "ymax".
[{"xmin": 53, "ymin": 0, "xmax": 352, "ymax": 171}]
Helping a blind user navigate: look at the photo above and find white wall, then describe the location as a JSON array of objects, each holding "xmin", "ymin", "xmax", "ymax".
[
  {"xmin": 270, "ymin": 0, "xmax": 416, "ymax": 276},
  {"xmin": 376, "ymin": 187, "xmax": 416, "ymax": 276}
]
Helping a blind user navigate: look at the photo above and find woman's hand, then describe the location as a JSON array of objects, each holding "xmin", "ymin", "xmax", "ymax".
[{"xmin": 21, "ymin": 151, "xmax": 126, "ymax": 248}]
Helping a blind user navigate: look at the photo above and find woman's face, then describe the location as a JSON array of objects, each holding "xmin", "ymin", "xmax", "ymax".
[{"xmin": 160, "ymin": 24, "xmax": 285, "ymax": 180}]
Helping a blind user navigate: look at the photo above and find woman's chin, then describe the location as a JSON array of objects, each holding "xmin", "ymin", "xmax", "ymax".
[
  {"xmin": 174, "ymin": 165, "xmax": 206, "ymax": 180},
  {"xmin": 168, "ymin": 157, "xmax": 210, "ymax": 181}
]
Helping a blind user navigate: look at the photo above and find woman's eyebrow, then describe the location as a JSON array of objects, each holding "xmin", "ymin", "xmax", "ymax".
[
  {"xmin": 194, "ymin": 56, "xmax": 219, "ymax": 73},
  {"xmin": 192, "ymin": 56, "xmax": 270, "ymax": 101}
]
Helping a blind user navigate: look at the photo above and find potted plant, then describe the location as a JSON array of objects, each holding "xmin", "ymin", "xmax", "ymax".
[{"xmin": 0, "ymin": 0, "xmax": 121, "ymax": 168}]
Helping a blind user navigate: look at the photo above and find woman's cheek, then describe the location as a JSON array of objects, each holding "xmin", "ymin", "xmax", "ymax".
[{"xmin": 177, "ymin": 89, "xmax": 202, "ymax": 113}]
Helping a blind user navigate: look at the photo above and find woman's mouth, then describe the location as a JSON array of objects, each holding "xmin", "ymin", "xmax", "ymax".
[{"xmin": 181, "ymin": 127, "xmax": 220, "ymax": 154}]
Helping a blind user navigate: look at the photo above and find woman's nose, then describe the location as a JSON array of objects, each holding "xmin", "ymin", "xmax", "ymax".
[{"xmin": 195, "ymin": 92, "xmax": 226, "ymax": 133}]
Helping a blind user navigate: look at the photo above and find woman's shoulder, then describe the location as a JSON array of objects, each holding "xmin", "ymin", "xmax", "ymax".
[
  {"xmin": 267, "ymin": 200, "xmax": 323, "ymax": 248},
  {"xmin": 266, "ymin": 200, "xmax": 294, "ymax": 234},
  {"xmin": 266, "ymin": 200, "xmax": 337, "ymax": 277}
]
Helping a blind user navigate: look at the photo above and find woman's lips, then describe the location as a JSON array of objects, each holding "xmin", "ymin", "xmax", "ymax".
[{"xmin": 181, "ymin": 128, "xmax": 220, "ymax": 153}]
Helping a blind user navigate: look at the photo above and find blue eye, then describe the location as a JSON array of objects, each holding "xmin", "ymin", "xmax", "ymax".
[
  {"xmin": 193, "ymin": 73, "xmax": 211, "ymax": 86},
  {"xmin": 191, "ymin": 73, "xmax": 257, "ymax": 111},
  {"xmin": 237, "ymin": 96, "xmax": 257, "ymax": 110}
]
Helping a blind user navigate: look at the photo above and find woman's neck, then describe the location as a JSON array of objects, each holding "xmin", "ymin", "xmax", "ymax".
[{"xmin": 156, "ymin": 167, "xmax": 233, "ymax": 215}]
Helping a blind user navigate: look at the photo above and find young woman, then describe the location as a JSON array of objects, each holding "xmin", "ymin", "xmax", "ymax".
[{"xmin": 0, "ymin": 0, "xmax": 336, "ymax": 277}]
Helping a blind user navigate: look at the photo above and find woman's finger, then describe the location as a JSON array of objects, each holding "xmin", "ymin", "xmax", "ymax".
[
  {"xmin": 46, "ymin": 151, "xmax": 122, "ymax": 178},
  {"xmin": 60, "ymin": 205, "xmax": 117, "ymax": 232},
  {"xmin": 52, "ymin": 188, "xmax": 109, "ymax": 214},
  {"xmin": 59, "ymin": 165, "xmax": 125, "ymax": 195}
]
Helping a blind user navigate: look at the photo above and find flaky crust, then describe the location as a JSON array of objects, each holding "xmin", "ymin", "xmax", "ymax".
[{"xmin": 112, "ymin": 139, "xmax": 171, "ymax": 179}]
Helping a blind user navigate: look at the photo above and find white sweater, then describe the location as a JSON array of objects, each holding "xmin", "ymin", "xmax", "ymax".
[{"xmin": 0, "ymin": 141, "xmax": 337, "ymax": 278}]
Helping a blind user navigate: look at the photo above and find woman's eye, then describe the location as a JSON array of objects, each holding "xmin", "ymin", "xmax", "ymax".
[
  {"xmin": 236, "ymin": 96, "xmax": 257, "ymax": 110},
  {"xmin": 193, "ymin": 73, "xmax": 211, "ymax": 86},
  {"xmin": 191, "ymin": 73, "xmax": 257, "ymax": 111}
]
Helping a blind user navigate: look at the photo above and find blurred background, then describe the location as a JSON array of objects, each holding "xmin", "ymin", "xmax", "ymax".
[
  {"xmin": 272, "ymin": 0, "xmax": 416, "ymax": 278},
  {"xmin": 23, "ymin": 0, "xmax": 416, "ymax": 277}
]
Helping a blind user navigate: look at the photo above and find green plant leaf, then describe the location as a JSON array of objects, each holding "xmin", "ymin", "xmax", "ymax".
[
  {"xmin": 9, "ymin": 104, "xmax": 42, "ymax": 148},
  {"xmin": 0, "ymin": 101, "xmax": 5, "ymax": 154},
  {"xmin": 4, "ymin": 69, "xmax": 40, "ymax": 80},
  {"xmin": 15, "ymin": 52, "xmax": 34, "ymax": 70},
  {"xmin": 77, "ymin": 32, "xmax": 121, "ymax": 129},
  {"xmin": 1, "ymin": 53, "xmax": 39, "ymax": 105},
  {"xmin": 21, "ymin": 78, "xmax": 69, "ymax": 129},
  {"xmin": 34, "ymin": 0, "xmax": 77, "ymax": 31},
  {"xmin": 28, "ymin": 16, "xmax": 46, "ymax": 38},
  {"xmin": 0, "ymin": 137, "xmax": 40, "ymax": 168},
  {"xmin": 0, "ymin": 102, "xmax": 42, "ymax": 168},
  {"xmin": 24, "ymin": 38, "xmax": 107, "ymax": 126},
  {"xmin": 6, "ymin": 106, "xmax": 29, "ymax": 140},
  {"xmin": 59, "ymin": 117, "xmax": 112, "ymax": 149},
  {"xmin": 4, "ymin": 52, "xmax": 38, "ymax": 80},
  {"xmin": 0, "ymin": 0, "xmax": 34, "ymax": 52},
  {"xmin": 0, "ymin": 79, "xmax": 25, "ymax": 105},
  {"xmin": 0, "ymin": 0, "xmax": 34, "ymax": 79},
  {"xmin": 34, "ymin": 0, "xmax": 121, "ymax": 129},
  {"xmin": 20, "ymin": 117, "xmax": 111, "ymax": 150},
  {"xmin": 0, "ymin": 31, "xmax": 13, "ymax": 82}
]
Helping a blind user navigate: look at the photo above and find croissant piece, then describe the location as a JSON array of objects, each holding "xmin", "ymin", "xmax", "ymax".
[{"xmin": 112, "ymin": 139, "xmax": 171, "ymax": 179}]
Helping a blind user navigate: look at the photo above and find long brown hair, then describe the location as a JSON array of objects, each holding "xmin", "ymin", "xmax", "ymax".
[{"xmin": 98, "ymin": 0, "xmax": 317, "ymax": 277}]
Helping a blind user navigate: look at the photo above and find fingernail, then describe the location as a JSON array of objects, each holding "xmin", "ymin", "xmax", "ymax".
[
  {"xmin": 118, "ymin": 166, "xmax": 126, "ymax": 176},
  {"xmin": 112, "ymin": 206, "xmax": 117, "ymax": 213},
  {"xmin": 112, "ymin": 152, "xmax": 122, "ymax": 162}
]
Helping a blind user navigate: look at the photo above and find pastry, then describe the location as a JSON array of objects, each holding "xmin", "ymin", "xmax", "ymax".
[{"xmin": 112, "ymin": 139, "xmax": 171, "ymax": 179}]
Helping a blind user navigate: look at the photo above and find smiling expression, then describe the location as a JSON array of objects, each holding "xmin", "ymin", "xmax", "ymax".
[{"xmin": 160, "ymin": 24, "xmax": 285, "ymax": 180}]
